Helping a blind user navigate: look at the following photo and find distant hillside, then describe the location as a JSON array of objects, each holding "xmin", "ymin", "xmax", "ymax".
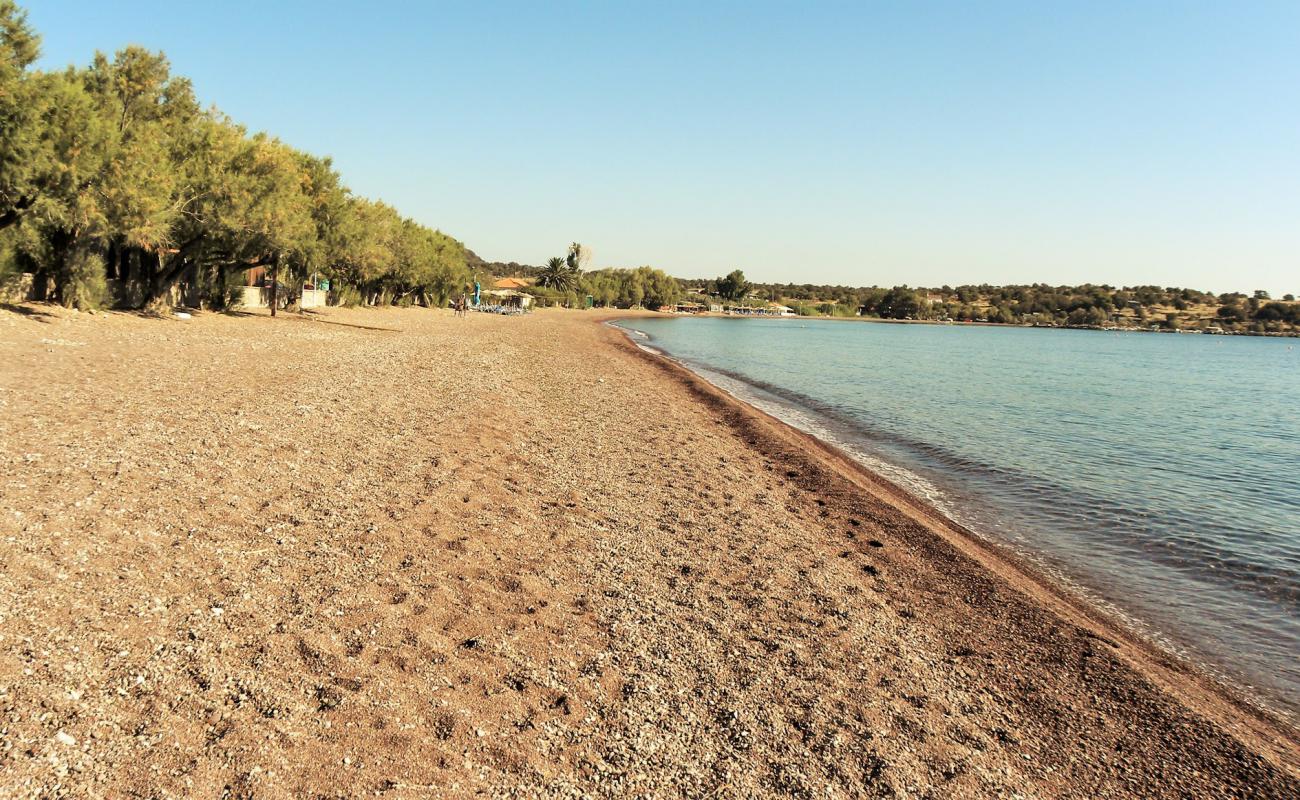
[
  {"xmin": 464, "ymin": 249, "xmax": 541, "ymax": 279},
  {"xmin": 680, "ymin": 277, "xmax": 1299, "ymax": 335},
  {"xmin": 465, "ymin": 257, "xmax": 1298, "ymax": 334}
]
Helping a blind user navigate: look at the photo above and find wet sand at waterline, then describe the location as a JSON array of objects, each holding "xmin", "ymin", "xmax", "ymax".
[{"xmin": 0, "ymin": 304, "xmax": 1295, "ymax": 798}]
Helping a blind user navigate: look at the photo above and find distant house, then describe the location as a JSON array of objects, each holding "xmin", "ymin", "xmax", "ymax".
[
  {"xmin": 493, "ymin": 277, "xmax": 533, "ymax": 290},
  {"xmin": 481, "ymin": 288, "xmax": 533, "ymax": 309},
  {"xmin": 300, "ymin": 278, "xmax": 328, "ymax": 309},
  {"xmin": 239, "ymin": 267, "xmax": 278, "ymax": 309},
  {"xmin": 238, "ymin": 267, "xmax": 327, "ymax": 309},
  {"xmin": 724, "ymin": 303, "xmax": 794, "ymax": 317},
  {"xmin": 688, "ymin": 289, "xmax": 726, "ymax": 311}
]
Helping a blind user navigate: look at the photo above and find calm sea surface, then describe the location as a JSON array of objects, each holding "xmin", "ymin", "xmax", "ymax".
[{"xmin": 617, "ymin": 317, "xmax": 1300, "ymax": 719}]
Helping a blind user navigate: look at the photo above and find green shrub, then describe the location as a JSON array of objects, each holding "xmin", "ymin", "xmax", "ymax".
[
  {"xmin": 333, "ymin": 284, "xmax": 362, "ymax": 307},
  {"xmin": 0, "ymin": 235, "xmax": 17, "ymax": 285},
  {"xmin": 62, "ymin": 247, "xmax": 107, "ymax": 310}
]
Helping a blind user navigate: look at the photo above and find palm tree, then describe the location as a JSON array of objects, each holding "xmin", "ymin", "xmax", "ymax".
[{"xmin": 537, "ymin": 256, "xmax": 575, "ymax": 291}]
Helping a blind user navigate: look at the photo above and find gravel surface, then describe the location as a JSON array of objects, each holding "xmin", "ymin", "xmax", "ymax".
[{"xmin": 0, "ymin": 304, "xmax": 1295, "ymax": 798}]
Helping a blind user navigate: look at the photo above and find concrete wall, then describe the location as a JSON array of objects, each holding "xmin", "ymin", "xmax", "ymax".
[
  {"xmin": 240, "ymin": 287, "xmax": 328, "ymax": 309},
  {"xmin": 240, "ymin": 286, "xmax": 269, "ymax": 308}
]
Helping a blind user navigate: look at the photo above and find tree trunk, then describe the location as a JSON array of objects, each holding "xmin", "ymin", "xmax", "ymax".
[
  {"xmin": 30, "ymin": 266, "xmax": 51, "ymax": 301},
  {"xmin": 46, "ymin": 229, "xmax": 74, "ymax": 305},
  {"xmin": 138, "ymin": 235, "xmax": 207, "ymax": 308},
  {"xmin": 214, "ymin": 264, "xmax": 228, "ymax": 310},
  {"xmin": 269, "ymin": 254, "xmax": 278, "ymax": 317},
  {"xmin": 155, "ymin": 251, "xmax": 167, "ymax": 306},
  {"xmin": 140, "ymin": 250, "xmax": 166, "ymax": 306}
]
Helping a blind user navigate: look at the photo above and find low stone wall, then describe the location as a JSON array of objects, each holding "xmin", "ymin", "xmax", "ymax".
[{"xmin": 0, "ymin": 272, "xmax": 35, "ymax": 303}]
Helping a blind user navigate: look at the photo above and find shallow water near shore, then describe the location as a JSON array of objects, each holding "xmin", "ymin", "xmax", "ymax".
[{"xmin": 617, "ymin": 317, "xmax": 1300, "ymax": 720}]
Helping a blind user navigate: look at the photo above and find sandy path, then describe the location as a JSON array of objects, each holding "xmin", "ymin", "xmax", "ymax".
[{"xmin": 0, "ymin": 304, "xmax": 1295, "ymax": 798}]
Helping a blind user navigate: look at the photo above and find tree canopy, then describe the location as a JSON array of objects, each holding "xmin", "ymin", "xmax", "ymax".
[
  {"xmin": 577, "ymin": 266, "xmax": 682, "ymax": 310},
  {"xmin": 0, "ymin": 2, "xmax": 470, "ymax": 310},
  {"xmin": 536, "ymin": 255, "xmax": 578, "ymax": 292},
  {"xmin": 714, "ymin": 269, "xmax": 750, "ymax": 301}
]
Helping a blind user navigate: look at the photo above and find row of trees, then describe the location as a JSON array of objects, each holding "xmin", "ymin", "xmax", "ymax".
[
  {"xmin": 675, "ymin": 273, "xmax": 1296, "ymax": 331},
  {"xmin": 580, "ymin": 266, "xmax": 682, "ymax": 309},
  {"xmin": 487, "ymin": 253, "xmax": 1296, "ymax": 330},
  {"xmin": 0, "ymin": 1, "xmax": 470, "ymax": 311},
  {"xmin": 6, "ymin": 0, "xmax": 1280, "ymax": 329},
  {"xmin": 495, "ymin": 242, "xmax": 679, "ymax": 309}
]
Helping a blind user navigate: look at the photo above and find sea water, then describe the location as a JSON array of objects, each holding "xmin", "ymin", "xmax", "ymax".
[{"xmin": 617, "ymin": 317, "xmax": 1300, "ymax": 720}]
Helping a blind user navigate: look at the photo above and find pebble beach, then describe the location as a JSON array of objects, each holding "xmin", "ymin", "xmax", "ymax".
[{"xmin": 1, "ymin": 303, "xmax": 1296, "ymax": 798}]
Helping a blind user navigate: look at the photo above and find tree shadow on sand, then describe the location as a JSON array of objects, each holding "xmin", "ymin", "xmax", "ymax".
[
  {"xmin": 223, "ymin": 308, "xmax": 403, "ymax": 333},
  {"xmin": 292, "ymin": 310, "xmax": 403, "ymax": 333},
  {"xmin": 0, "ymin": 302, "xmax": 58, "ymax": 322}
]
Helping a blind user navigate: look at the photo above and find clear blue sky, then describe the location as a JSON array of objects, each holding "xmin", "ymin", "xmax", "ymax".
[{"xmin": 29, "ymin": 1, "xmax": 1300, "ymax": 294}]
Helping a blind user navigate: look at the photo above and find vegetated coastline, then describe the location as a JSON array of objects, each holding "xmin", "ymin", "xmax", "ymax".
[
  {"xmin": 651, "ymin": 308, "xmax": 1300, "ymax": 337},
  {"xmin": 2, "ymin": 0, "xmax": 1296, "ymax": 338},
  {"xmin": 602, "ymin": 310, "xmax": 1300, "ymax": 769},
  {"xmin": 507, "ymin": 263, "xmax": 1300, "ymax": 337}
]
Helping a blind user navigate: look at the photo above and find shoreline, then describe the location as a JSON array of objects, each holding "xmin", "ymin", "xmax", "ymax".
[
  {"xmin": 664, "ymin": 309, "xmax": 1300, "ymax": 337},
  {"xmin": 2, "ymin": 303, "xmax": 1296, "ymax": 796},
  {"xmin": 598, "ymin": 309, "xmax": 1300, "ymax": 768}
]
